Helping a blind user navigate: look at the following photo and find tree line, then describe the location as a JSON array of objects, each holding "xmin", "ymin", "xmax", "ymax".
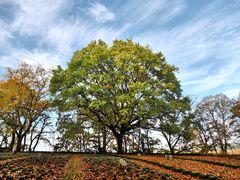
[{"xmin": 0, "ymin": 40, "xmax": 239, "ymax": 154}]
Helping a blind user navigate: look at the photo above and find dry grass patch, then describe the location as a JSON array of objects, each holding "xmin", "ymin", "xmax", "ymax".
[{"xmin": 65, "ymin": 155, "xmax": 83, "ymax": 180}]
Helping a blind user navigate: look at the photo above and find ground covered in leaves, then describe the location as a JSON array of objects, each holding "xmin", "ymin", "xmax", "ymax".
[
  {"xmin": 0, "ymin": 153, "xmax": 69, "ymax": 179},
  {"xmin": 1, "ymin": 153, "xmax": 240, "ymax": 179},
  {"xmin": 120, "ymin": 154, "xmax": 240, "ymax": 180},
  {"xmin": 79, "ymin": 155, "xmax": 173, "ymax": 179}
]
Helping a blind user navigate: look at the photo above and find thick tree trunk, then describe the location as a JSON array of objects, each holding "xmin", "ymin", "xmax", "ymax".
[
  {"xmin": 114, "ymin": 133, "xmax": 124, "ymax": 154},
  {"xmin": 170, "ymin": 147, "xmax": 175, "ymax": 155},
  {"xmin": 16, "ymin": 135, "xmax": 23, "ymax": 152},
  {"xmin": 117, "ymin": 137, "xmax": 123, "ymax": 154}
]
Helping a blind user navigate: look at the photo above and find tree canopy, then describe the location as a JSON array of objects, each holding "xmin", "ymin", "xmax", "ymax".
[
  {"xmin": 0, "ymin": 40, "xmax": 239, "ymax": 154},
  {"xmin": 50, "ymin": 39, "xmax": 185, "ymax": 153},
  {"xmin": 194, "ymin": 94, "xmax": 239, "ymax": 153},
  {"xmin": 0, "ymin": 63, "xmax": 51, "ymax": 152}
]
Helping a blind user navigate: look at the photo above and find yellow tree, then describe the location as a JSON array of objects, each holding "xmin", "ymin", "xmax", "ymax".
[
  {"xmin": 0, "ymin": 63, "xmax": 50, "ymax": 152},
  {"xmin": 0, "ymin": 79, "xmax": 30, "ymax": 150}
]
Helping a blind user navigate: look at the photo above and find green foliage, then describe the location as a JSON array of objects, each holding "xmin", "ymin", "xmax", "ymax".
[
  {"xmin": 50, "ymin": 39, "xmax": 183, "ymax": 153},
  {"xmin": 154, "ymin": 95, "xmax": 195, "ymax": 154}
]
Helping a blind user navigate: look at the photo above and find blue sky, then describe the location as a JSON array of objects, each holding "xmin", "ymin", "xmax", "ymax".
[{"xmin": 0, "ymin": 0, "xmax": 240, "ymax": 100}]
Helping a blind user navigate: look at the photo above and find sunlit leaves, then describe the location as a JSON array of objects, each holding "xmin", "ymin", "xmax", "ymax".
[
  {"xmin": 0, "ymin": 79, "xmax": 31, "ymax": 112},
  {"xmin": 50, "ymin": 39, "xmax": 183, "ymax": 153},
  {"xmin": 0, "ymin": 63, "xmax": 50, "ymax": 151}
]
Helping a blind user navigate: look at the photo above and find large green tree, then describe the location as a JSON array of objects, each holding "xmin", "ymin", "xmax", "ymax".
[{"xmin": 50, "ymin": 39, "xmax": 183, "ymax": 153}]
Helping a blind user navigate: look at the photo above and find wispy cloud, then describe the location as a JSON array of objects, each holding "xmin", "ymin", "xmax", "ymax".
[
  {"xmin": 223, "ymin": 89, "xmax": 240, "ymax": 99},
  {"xmin": 0, "ymin": 0, "xmax": 71, "ymax": 69},
  {"xmin": 114, "ymin": 0, "xmax": 186, "ymax": 28},
  {"xmin": 0, "ymin": 0, "xmax": 125, "ymax": 69},
  {"xmin": 11, "ymin": 0, "xmax": 68, "ymax": 36},
  {"xmin": 0, "ymin": 0, "xmax": 239, "ymax": 98},
  {"xmin": 0, "ymin": 0, "xmax": 187, "ymax": 70},
  {"xmin": 0, "ymin": 22, "xmax": 14, "ymax": 59},
  {"xmin": 88, "ymin": 2, "xmax": 115, "ymax": 23},
  {"xmin": 0, "ymin": 26, "xmax": 10, "ymax": 46},
  {"xmin": 0, "ymin": 48, "xmax": 64, "ymax": 69},
  {"xmin": 44, "ymin": 20, "xmax": 129, "ymax": 56},
  {"xmin": 133, "ymin": 0, "xmax": 240, "ymax": 96}
]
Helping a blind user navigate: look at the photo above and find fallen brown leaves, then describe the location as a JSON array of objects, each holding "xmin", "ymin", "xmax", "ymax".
[
  {"xmin": 124, "ymin": 155, "xmax": 240, "ymax": 179},
  {"xmin": 131, "ymin": 159, "xmax": 199, "ymax": 180}
]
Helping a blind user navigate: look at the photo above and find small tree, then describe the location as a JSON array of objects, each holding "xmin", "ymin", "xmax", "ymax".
[
  {"xmin": 28, "ymin": 113, "xmax": 52, "ymax": 152},
  {"xmin": 0, "ymin": 63, "xmax": 50, "ymax": 152},
  {"xmin": 154, "ymin": 96, "xmax": 195, "ymax": 154},
  {"xmin": 194, "ymin": 94, "xmax": 239, "ymax": 153}
]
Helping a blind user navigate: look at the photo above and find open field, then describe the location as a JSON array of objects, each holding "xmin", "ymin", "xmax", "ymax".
[{"xmin": 0, "ymin": 153, "xmax": 240, "ymax": 179}]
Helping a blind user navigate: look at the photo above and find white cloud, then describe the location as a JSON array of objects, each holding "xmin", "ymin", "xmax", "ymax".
[
  {"xmin": 134, "ymin": 18, "xmax": 219, "ymax": 66},
  {"xmin": 179, "ymin": 63, "xmax": 214, "ymax": 83},
  {"xmin": 158, "ymin": 0, "xmax": 187, "ymax": 25},
  {"xmin": 0, "ymin": 0, "xmax": 70, "ymax": 69},
  {"xmin": 115, "ymin": 0, "xmax": 186, "ymax": 27},
  {"xmin": 11, "ymin": 0, "xmax": 69, "ymax": 36},
  {"xmin": 43, "ymin": 21, "xmax": 81, "ymax": 55},
  {"xmin": 133, "ymin": 1, "xmax": 240, "ymax": 95},
  {"xmin": 2, "ymin": 0, "xmax": 126, "ymax": 69},
  {"xmin": 0, "ymin": 49, "xmax": 65, "ymax": 70},
  {"xmin": 188, "ymin": 55, "xmax": 240, "ymax": 93},
  {"xmin": 223, "ymin": 89, "xmax": 240, "ymax": 99},
  {"xmin": 43, "ymin": 19, "xmax": 129, "ymax": 57},
  {"xmin": 1, "ymin": 19, "xmax": 129, "ymax": 70},
  {"xmin": 0, "ymin": 28, "xmax": 10, "ymax": 45},
  {"xmin": 0, "ymin": 21, "xmax": 14, "ymax": 49},
  {"xmin": 2, "ymin": 0, "xmax": 186, "ymax": 65},
  {"xmin": 88, "ymin": 2, "xmax": 115, "ymax": 23}
]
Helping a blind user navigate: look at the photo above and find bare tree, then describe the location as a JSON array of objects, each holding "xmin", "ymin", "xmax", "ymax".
[
  {"xmin": 28, "ymin": 113, "xmax": 52, "ymax": 152},
  {"xmin": 194, "ymin": 94, "xmax": 239, "ymax": 153}
]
